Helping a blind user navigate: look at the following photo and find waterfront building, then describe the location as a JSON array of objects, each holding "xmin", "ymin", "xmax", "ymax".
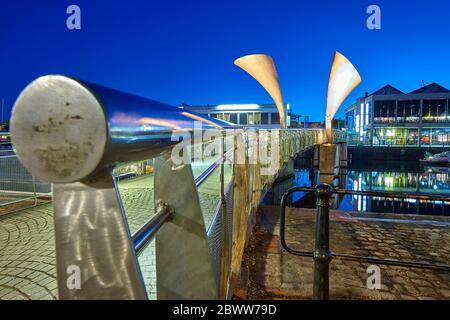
[
  {"xmin": 0, "ymin": 131, "xmax": 11, "ymax": 150},
  {"xmin": 179, "ymin": 103, "xmax": 291, "ymax": 128},
  {"xmin": 345, "ymin": 83, "xmax": 450, "ymax": 147}
]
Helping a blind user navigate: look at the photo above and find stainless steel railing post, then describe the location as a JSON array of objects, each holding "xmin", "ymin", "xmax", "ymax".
[
  {"xmin": 32, "ymin": 175, "xmax": 37, "ymax": 206},
  {"xmin": 219, "ymin": 131, "xmax": 228, "ymax": 299}
]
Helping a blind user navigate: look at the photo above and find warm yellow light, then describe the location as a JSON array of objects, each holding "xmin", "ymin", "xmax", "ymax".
[
  {"xmin": 386, "ymin": 129, "xmax": 395, "ymax": 137},
  {"xmin": 385, "ymin": 176, "xmax": 394, "ymax": 188},
  {"xmin": 234, "ymin": 54, "xmax": 286, "ymax": 128},
  {"xmin": 325, "ymin": 51, "xmax": 361, "ymax": 143}
]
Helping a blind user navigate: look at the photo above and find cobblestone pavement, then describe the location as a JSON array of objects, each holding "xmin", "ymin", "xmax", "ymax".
[
  {"xmin": 237, "ymin": 205, "xmax": 450, "ymax": 300},
  {"xmin": 0, "ymin": 172, "xmax": 223, "ymax": 300}
]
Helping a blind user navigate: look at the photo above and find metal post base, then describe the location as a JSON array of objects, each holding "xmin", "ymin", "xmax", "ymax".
[{"xmin": 154, "ymin": 154, "xmax": 218, "ymax": 300}]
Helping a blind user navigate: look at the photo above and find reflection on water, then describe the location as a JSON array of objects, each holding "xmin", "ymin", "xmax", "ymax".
[
  {"xmin": 293, "ymin": 161, "xmax": 450, "ymax": 216},
  {"xmin": 349, "ymin": 170, "xmax": 450, "ymax": 195}
]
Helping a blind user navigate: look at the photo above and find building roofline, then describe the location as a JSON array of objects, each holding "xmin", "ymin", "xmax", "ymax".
[
  {"xmin": 179, "ymin": 103, "xmax": 286, "ymax": 108},
  {"xmin": 344, "ymin": 103, "xmax": 357, "ymax": 113},
  {"xmin": 408, "ymin": 82, "xmax": 450, "ymax": 94},
  {"xmin": 370, "ymin": 84, "xmax": 404, "ymax": 96}
]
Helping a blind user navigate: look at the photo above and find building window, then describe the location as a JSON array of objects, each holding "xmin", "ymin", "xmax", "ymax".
[
  {"xmin": 365, "ymin": 103, "xmax": 370, "ymax": 125},
  {"xmin": 346, "ymin": 109, "xmax": 355, "ymax": 132},
  {"xmin": 248, "ymin": 113, "xmax": 254, "ymax": 125},
  {"xmin": 359, "ymin": 103, "xmax": 364, "ymax": 136},
  {"xmin": 210, "ymin": 113, "xmax": 217, "ymax": 118},
  {"xmin": 421, "ymin": 129, "xmax": 431, "ymax": 145},
  {"xmin": 254, "ymin": 112, "xmax": 261, "ymax": 125},
  {"xmin": 239, "ymin": 113, "xmax": 247, "ymax": 125},
  {"xmin": 433, "ymin": 129, "xmax": 450, "ymax": 145},
  {"xmin": 229, "ymin": 113, "xmax": 238, "ymax": 124},
  {"xmin": 422, "ymin": 128, "xmax": 450, "ymax": 146},
  {"xmin": 422, "ymin": 99, "xmax": 446, "ymax": 123},
  {"xmin": 408, "ymin": 129, "xmax": 419, "ymax": 145},
  {"xmin": 271, "ymin": 113, "xmax": 280, "ymax": 125},
  {"xmin": 223, "ymin": 113, "xmax": 231, "ymax": 122},
  {"xmin": 261, "ymin": 112, "xmax": 269, "ymax": 125},
  {"xmin": 217, "ymin": 113, "xmax": 224, "ymax": 120},
  {"xmin": 372, "ymin": 128, "xmax": 419, "ymax": 146},
  {"xmin": 448, "ymin": 100, "xmax": 450, "ymax": 121},
  {"xmin": 397, "ymin": 100, "xmax": 420, "ymax": 123}
]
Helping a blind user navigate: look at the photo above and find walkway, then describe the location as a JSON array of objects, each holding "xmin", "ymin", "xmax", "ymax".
[{"xmin": 236, "ymin": 205, "xmax": 450, "ymax": 300}]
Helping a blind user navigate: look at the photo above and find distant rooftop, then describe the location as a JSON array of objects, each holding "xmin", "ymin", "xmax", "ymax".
[
  {"xmin": 370, "ymin": 84, "xmax": 404, "ymax": 96},
  {"xmin": 408, "ymin": 82, "xmax": 450, "ymax": 94},
  {"xmin": 181, "ymin": 103, "xmax": 276, "ymax": 109},
  {"xmin": 368, "ymin": 82, "xmax": 449, "ymax": 96}
]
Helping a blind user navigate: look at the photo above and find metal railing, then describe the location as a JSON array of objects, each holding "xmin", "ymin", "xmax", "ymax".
[
  {"xmin": 9, "ymin": 75, "xmax": 330, "ymax": 300},
  {"xmin": 132, "ymin": 202, "xmax": 174, "ymax": 255},
  {"xmin": 280, "ymin": 184, "xmax": 450, "ymax": 300},
  {"xmin": 0, "ymin": 154, "xmax": 51, "ymax": 211}
]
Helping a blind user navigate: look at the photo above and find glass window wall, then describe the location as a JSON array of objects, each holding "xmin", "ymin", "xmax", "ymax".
[
  {"xmin": 271, "ymin": 113, "xmax": 280, "ymax": 125},
  {"xmin": 261, "ymin": 112, "xmax": 269, "ymax": 125},
  {"xmin": 239, "ymin": 113, "xmax": 247, "ymax": 125},
  {"xmin": 372, "ymin": 128, "xmax": 419, "ymax": 146},
  {"xmin": 421, "ymin": 128, "xmax": 450, "ymax": 146}
]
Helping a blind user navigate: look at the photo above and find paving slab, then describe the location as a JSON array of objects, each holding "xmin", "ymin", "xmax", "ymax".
[{"xmin": 237, "ymin": 205, "xmax": 450, "ymax": 300}]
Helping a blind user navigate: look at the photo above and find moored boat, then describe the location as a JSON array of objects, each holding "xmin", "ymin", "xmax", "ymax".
[{"xmin": 420, "ymin": 151, "xmax": 450, "ymax": 166}]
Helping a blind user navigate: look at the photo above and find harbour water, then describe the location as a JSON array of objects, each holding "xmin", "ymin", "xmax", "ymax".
[{"xmin": 292, "ymin": 160, "xmax": 450, "ymax": 216}]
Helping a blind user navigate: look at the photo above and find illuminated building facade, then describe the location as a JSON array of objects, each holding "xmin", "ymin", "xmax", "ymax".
[
  {"xmin": 0, "ymin": 131, "xmax": 11, "ymax": 150},
  {"xmin": 345, "ymin": 83, "xmax": 450, "ymax": 147},
  {"xmin": 179, "ymin": 103, "xmax": 290, "ymax": 128}
]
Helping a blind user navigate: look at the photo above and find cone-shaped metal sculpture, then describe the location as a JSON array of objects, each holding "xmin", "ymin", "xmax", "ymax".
[
  {"xmin": 325, "ymin": 51, "xmax": 361, "ymax": 143},
  {"xmin": 234, "ymin": 54, "xmax": 286, "ymax": 128}
]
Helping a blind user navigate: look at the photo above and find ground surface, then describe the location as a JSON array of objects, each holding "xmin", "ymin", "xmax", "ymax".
[
  {"xmin": 0, "ymin": 169, "xmax": 225, "ymax": 300},
  {"xmin": 236, "ymin": 205, "xmax": 450, "ymax": 300}
]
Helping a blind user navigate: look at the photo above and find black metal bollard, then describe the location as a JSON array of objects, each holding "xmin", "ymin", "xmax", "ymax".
[{"xmin": 313, "ymin": 183, "xmax": 333, "ymax": 300}]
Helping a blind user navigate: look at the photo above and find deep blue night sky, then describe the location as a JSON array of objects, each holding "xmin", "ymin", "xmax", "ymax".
[{"xmin": 1, "ymin": 0, "xmax": 449, "ymax": 121}]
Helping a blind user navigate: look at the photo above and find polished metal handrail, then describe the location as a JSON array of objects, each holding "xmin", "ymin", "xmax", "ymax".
[
  {"xmin": 8, "ymin": 75, "xmax": 241, "ymax": 299},
  {"xmin": 10, "ymin": 75, "xmax": 236, "ymax": 184},
  {"xmin": 132, "ymin": 202, "xmax": 174, "ymax": 254},
  {"xmin": 131, "ymin": 149, "xmax": 232, "ymax": 254},
  {"xmin": 195, "ymin": 149, "xmax": 233, "ymax": 188},
  {"xmin": 8, "ymin": 75, "xmax": 332, "ymax": 300}
]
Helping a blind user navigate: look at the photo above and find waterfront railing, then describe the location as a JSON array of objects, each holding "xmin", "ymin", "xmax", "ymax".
[{"xmin": 9, "ymin": 75, "xmax": 327, "ymax": 300}]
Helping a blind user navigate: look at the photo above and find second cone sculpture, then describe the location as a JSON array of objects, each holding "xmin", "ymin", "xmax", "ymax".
[{"xmin": 234, "ymin": 54, "xmax": 286, "ymax": 128}]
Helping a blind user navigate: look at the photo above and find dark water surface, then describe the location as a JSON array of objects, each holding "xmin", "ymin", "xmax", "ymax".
[{"xmin": 292, "ymin": 160, "xmax": 450, "ymax": 216}]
